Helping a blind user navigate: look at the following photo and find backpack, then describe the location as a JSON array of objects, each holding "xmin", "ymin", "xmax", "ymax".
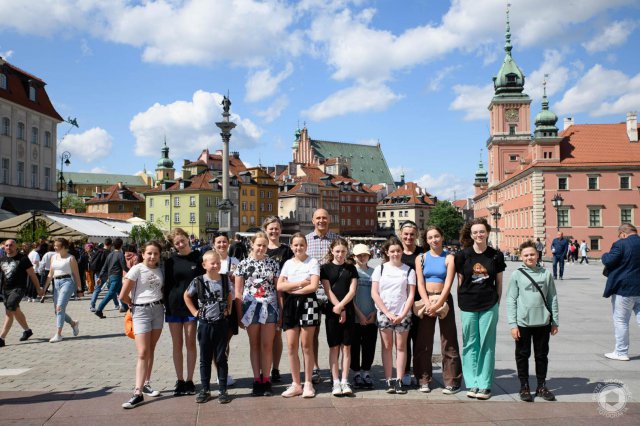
[
  {"xmin": 195, "ymin": 274, "xmax": 229, "ymax": 318},
  {"xmin": 89, "ymin": 249, "xmax": 108, "ymax": 273}
]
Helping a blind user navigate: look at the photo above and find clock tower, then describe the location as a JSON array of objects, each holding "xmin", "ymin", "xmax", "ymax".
[{"xmin": 487, "ymin": 6, "xmax": 532, "ymax": 185}]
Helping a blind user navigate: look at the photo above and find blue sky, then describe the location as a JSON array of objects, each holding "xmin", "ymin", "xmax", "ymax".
[{"xmin": 1, "ymin": 0, "xmax": 639, "ymax": 200}]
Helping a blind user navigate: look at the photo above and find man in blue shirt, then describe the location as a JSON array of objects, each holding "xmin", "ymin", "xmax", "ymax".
[
  {"xmin": 602, "ymin": 224, "xmax": 640, "ymax": 361},
  {"xmin": 550, "ymin": 232, "xmax": 569, "ymax": 280}
]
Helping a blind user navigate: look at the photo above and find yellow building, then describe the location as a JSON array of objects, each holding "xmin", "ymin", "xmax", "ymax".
[{"xmin": 238, "ymin": 167, "xmax": 278, "ymax": 231}]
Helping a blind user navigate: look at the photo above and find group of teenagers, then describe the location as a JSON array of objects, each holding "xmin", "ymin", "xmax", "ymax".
[{"xmin": 114, "ymin": 210, "xmax": 559, "ymax": 409}]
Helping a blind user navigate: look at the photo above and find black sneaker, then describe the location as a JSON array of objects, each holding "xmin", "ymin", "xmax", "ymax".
[
  {"xmin": 184, "ymin": 380, "xmax": 196, "ymax": 395},
  {"xmin": 442, "ymin": 385, "xmax": 461, "ymax": 395},
  {"xmin": 195, "ymin": 389, "xmax": 210, "ymax": 403},
  {"xmin": 536, "ymin": 386, "xmax": 556, "ymax": 401},
  {"xmin": 142, "ymin": 381, "xmax": 160, "ymax": 397},
  {"xmin": 122, "ymin": 393, "xmax": 143, "ymax": 409},
  {"xmin": 466, "ymin": 387, "xmax": 479, "ymax": 398},
  {"xmin": 271, "ymin": 368, "xmax": 281, "ymax": 382},
  {"xmin": 252, "ymin": 380, "xmax": 263, "ymax": 397},
  {"xmin": 476, "ymin": 389, "xmax": 491, "ymax": 400},
  {"xmin": 173, "ymin": 380, "xmax": 186, "ymax": 396},
  {"xmin": 94, "ymin": 310, "xmax": 105, "ymax": 319},
  {"xmin": 311, "ymin": 368, "xmax": 322, "ymax": 384},
  {"xmin": 395, "ymin": 379, "xmax": 407, "ymax": 395},
  {"xmin": 520, "ymin": 385, "xmax": 533, "ymax": 402},
  {"xmin": 19, "ymin": 329, "xmax": 33, "ymax": 342},
  {"xmin": 363, "ymin": 374, "xmax": 374, "ymax": 389},
  {"xmin": 353, "ymin": 374, "xmax": 364, "ymax": 389},
  {"xmin": 386, "ymin": 379, "xmax": 396, "ymax": 394},
  {"xmin": 218, "ymin": 391, "xmax": 231, "ymax": 404},
  {"xmin": 263, "ymin": 381, "xmax": 273, "ymax": 396},
  {"xmin": 0, "ymin": 337, "xmax": 5, "ymax": 347}
]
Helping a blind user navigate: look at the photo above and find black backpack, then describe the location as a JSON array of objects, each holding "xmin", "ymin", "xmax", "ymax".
[
  {"xmin": 89, "ymin": 249, "xmax": 108, "ymax": 273},
  {"xmin": 195, "ymin": 274, "xmax": 230, "ymax": 318}
]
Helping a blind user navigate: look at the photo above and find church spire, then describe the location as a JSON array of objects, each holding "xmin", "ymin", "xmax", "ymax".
[
  {"xmin": 492, "ymin": 3, "xmax": 525, "ymax": 96},
  {"xmin": 505, "ymin": 3, "xmax": 512, "ymax": 56}
]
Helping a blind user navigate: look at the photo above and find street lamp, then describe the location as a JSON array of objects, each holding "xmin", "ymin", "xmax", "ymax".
[
  {"xmin": 551, "ymin": 193, "xmax": 564, "ymax": 231},
  {"xmin": 490, "ymin": 208, "xmax": 502, "ymax": 249},
  {"xmin": 58, "ymin": 151, "xmax": 71, "ymax": 211}
]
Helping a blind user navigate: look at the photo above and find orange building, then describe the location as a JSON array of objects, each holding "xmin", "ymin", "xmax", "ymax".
[
  {"xmin": 473, "ymin": 13, "xmax": 640, "ymax": 256},
  {"xmin": 85, "ymin": 183, "xmax": 145, "ymax": 219}
]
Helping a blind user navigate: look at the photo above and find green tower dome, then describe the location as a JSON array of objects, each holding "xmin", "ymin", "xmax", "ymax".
[
  {"xmin": 493, "ymin": 8, "xmax": 525, "ymax": 95},
  {"xmin": 534, "ymin": 81, "xmax": 559, "ymax": 138},
  {"xmin": 292, "ymin": 128, "xmax": 301, "ymax": 149},
  {"xmin": 157, "ymin": 140, "xmax": 174, "ymax": 168}
]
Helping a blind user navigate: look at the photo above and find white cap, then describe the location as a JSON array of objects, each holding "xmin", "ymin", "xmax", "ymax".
[{"xmin": 352, "ymin": 244, "xmax": 370, "ymax": 256}]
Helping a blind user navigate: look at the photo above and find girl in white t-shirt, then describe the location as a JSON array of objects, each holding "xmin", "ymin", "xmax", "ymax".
[
  {"xmin": 277, "ymin": 233, "xmax": 320, "ymax": 398},
  {"xmin": 213, "ymin": 232, "xmax": 240, "ymax": 386},
  {"xmin": 119, "ymin": 241, "xmax": 164, "ymax": 409},
  {"xmin": 371, "ymin": 236, "xmax": 416, "ymax": 395}
]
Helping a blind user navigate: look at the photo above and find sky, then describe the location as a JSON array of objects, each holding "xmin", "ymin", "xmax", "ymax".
[{"xmin": 1, "ymin": 0, "xmax": 639, "ymax": 200}]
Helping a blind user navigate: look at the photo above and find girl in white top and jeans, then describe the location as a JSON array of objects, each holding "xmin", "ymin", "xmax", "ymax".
[{"xmin": 43, "ymin": 238, "xmax": 81, "ymax": 343}]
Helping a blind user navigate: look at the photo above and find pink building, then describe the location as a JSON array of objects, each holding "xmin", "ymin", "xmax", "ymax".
[{"xmin": 473, "ymin": 11, "xmax": 640, "ymax": 257}]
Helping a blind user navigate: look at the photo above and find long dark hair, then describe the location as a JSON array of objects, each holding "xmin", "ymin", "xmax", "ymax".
[
  {"xmin": 459, "ymin": 218, "xmax": 491, "ymax": 248},
  {"xmin": 324, "ymin": 238, "xmax": 354, "ymax": 265}
]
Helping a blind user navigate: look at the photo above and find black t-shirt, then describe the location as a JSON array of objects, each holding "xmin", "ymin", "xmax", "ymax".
[
  {"xmin": 163, "ymin": 250, "xmax": 205, "ymax": 317},
  {"xmin": 401, "ymin": 246, "xmax": 424, "ymax": 301},
  {"xmin": 229, "ymin": 242, "xmax": 247, "ymax": 260},
  {"xmin": 320, "ymin": 262, "xmax": 358, "ymax": 316},
  {"xmin": 0, "ymin": 253, "xmax": 33, "ymax": 291},
  {"xmin": 454, "ymin": 246, "xmax": 506, "ymax": 312},
  {"xmin": 266, "ymin": 244, "xmax": 294, "ymax": 270}
]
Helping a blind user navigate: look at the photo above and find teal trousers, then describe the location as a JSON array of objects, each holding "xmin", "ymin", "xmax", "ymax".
[{"xmin": 460, "ymin": 303, "xmax": 499, "ymax": 390}]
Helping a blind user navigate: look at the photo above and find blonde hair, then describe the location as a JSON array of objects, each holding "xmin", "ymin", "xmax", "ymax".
[{"xmin": 202, "ymin": 250, "xmax": 221, "ymax": 262}]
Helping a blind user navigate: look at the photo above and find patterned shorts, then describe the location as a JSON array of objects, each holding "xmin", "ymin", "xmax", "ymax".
[
  {"xmin": 282, "ymin": 296, "xmax": 321, "ymax": 330},
  {"xmin": 377, "ymin": 311, "xmax": 412, "ymax": 332}
]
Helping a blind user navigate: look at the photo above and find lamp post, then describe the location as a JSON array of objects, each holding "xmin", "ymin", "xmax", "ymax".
[
  {"xmin": 490, "ymin": 208, "xmax": 502, "ymax": 249},
  {"xmin": 58, "ymin": 151, "xmax": 71, "ymax": 212},
  {"xmin": 551, "ymin": 193, "xmax": 564, "ymax": 231}
]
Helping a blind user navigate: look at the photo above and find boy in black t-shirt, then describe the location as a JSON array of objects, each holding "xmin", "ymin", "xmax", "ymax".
[{"xmin": 184, "ymin": 251, "xmax": 232, "ymax": 404}]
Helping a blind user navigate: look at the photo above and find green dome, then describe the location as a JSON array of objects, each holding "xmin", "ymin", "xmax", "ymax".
[
  {"xmin": 534, "ymin": 88, "xmax": 559, "ymax": 138},
  {"xmin": 534, "ymin": 108, "xmax": 558, "ymax": 127},
  {"xmin": 292, "ymin": 128, "xmax": 301, "ymax": 149},
  {"xmin": 493, "ymin": 7, "xmax": 525, "ymax": 95},
  {"xmin": 475, "ymin": 159, "xmax": 488, "ymax": 179},
  {"xmin": 157, "ymin": 141, "xmax": 174, "ymax": 169}
]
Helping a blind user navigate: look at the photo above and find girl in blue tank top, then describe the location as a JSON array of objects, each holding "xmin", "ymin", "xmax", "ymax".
[{"xmin": 413, "ymin": 226, "xmax": 462, "ymax": 395}]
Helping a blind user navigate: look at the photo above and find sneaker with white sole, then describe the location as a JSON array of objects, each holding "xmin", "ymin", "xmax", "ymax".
[
  {"xmin": 72, "ymin": 320, "xmax": 80, "ymax": 337},
  {"xmin": 122, "ymin": 393, "xmax": 144, "ymax": 409},
  {"xmin": 604, "ymin": 352, "xmax": 630, "ymax": 361},
  {"xmin": 142, "ymin": 381, "xmax": 160, "ymax": 397},
  {"xmin": 341, "ymin": 382, "xmax": 353, "ymax": 396},
  {"xmin": 466, "ymin": 387, "xmax": 479, "ymax": 398},
  {"xmin": 419, "ymin": 383, "xmax": 431, "ymax": 393},
  {"xmin": 475, "ymin": 389, "xmax": 491, "ymax": 400},
  {"xmin": 281, "ymin": 384, "xmax": 303, "ymax": 398},
  {"xmin": 49, "ymin": 334, "xmax": 63, "ymax": 343},
  {"xmin": 442, "ymin": 385, "xmax": 461, "ymax": 395},
  {"xmin": 332, "ymin": 383, "xmax": 342, "ymax": 396}
]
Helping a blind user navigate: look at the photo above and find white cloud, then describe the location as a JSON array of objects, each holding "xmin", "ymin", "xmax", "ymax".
[
  {"xmin": 525, "ymin": 49, "xmax": 570, "ymax": 102},
  {"xmin": 79, "ymin": 167, "xmax": 109, "ymax": 174},
  {"xmin": 0, "ymin": 49, "xmax": 13, "ymax": 59},
  {"xmin": 129, "ymin": 90, "xmax": 263, "ymax": 160},
  {"xmin": 80, "ymin": 39, "xmax": 93, "ymax": 56},
  {"xmin": 245, "ymin": 63, "xmax": 293, "ymax": 102},
  {"xmin": 256, "ymin": 95, "xmax": 289, "ymax": 123},
  {"xmin": 554, "ymin": 64, "xmax": 640, "ymax": 117},
  {"xmin": 415, "ymin": 173, "xmax": 473, "ymax": 201},
  {"xmin": 59, "ymin": 127, "xmax": 113, "ymax": 162},
  {"xmin": 449, "ymin": 83, "xmax": 493, "ymax": 121},
  {"xmin": 303, "ymin": 83, "xmax": 403, "ymax": 121},
  {"xmin": 428, "ymin": 66, "xmax": 461, "ymax": 92},
  {"xmin": 357, "ymin": 138, "xmax": 379, "ymax": 146},
  {"xmin": 583, "ymin": 20, "xmax": 638, "ymax": 53},
  {"xmin": 389, "ymin": 166, "xmax": 412, "ymax": 181}
]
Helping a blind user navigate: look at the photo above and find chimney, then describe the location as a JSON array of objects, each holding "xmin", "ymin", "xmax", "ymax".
[
  {"xmin": 627, "ymin": 112, "xmax": 638, "ymax": 143},
  {"xmin": 564, "ymin": 117, "xmax": 574, "ymax": 130}
]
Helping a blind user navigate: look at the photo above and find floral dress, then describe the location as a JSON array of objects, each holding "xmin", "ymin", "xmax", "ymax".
[{"xmin": 235, "ymin": 256, "xmax": 280, "ymax": 326}]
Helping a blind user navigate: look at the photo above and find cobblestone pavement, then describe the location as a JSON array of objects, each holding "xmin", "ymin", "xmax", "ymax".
[{"xmin": 1, "ymin": 260, "xmax": 639, "ymax": 424}]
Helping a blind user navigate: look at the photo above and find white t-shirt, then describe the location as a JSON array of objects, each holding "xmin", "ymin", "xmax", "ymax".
[
  {"xmin": 40, "ymin": 251, "xmax": 55, "ymax": 274},
  {"xmin": 219, "ymin": 255, "xmax": 239, "ymax": 297},
  {"xmin": 280, "ymin": 256, "xmax": 320, "ymax": 284},
  {"xmin": 125, "ymin": 263, "xmax": 164, "ymax": 304},
  {"xmin": 28, "ymin": 250, "xmax": 40, "ymax": 269},
  {"xmin": 371, "ymin": 262, "xmax": 416, "ymax": 315}
]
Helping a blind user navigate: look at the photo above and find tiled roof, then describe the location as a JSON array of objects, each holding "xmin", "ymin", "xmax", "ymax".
[
  {"xmin": 558, "ymin": 123, "xmax": 640, "ymax": 165},
  {"xmin": 0, "ymin": 60, "xmax": 63, "ymax": 121},
  {"xmin": 85, "ymin": 184, "xmax": 145, "ymax": 204},
  {"xmin": 453, "ymin": 199, "xmax": 467, "ymax": 209},
  {"xmin": 379, "ymin": 182, "xmax": 434, "ymax": 206},
  {"xmin": 146, "ymin": 170, "xmax": 220, "ymax": 193},
  {"xmin": 310, "ymin": 140, "xmax": 395, "ymax": 186},
  {"xmin": 64, "ymin": 172, "xmax": 148, "ymax": 187}
]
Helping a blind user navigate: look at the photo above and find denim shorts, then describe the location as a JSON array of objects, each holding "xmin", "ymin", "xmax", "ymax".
[
  {"xmin": 165, "ymin": 315, "xmax": 196, "ymax": 323},
  {"xmin": 242, "ymin": 301, "xmax": 278, "ymax": 325},
  {"xmin": 132, "ymin": 303, "xmax": 165, "ymax": 334}
]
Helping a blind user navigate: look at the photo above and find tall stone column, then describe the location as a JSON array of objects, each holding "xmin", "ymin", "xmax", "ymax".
[{"xmin": 216, "ymin": 96, "xmax": 236, "ymax": 232}]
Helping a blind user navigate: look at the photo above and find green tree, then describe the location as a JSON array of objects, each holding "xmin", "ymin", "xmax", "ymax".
[
  {"xmin": 17, "ymin": 218, "xmax": 49, "ymax": 244},
  {"xmin": 129, "ymin": 222, "xmax": 165, "ymax": 246},
  {"xmin": 62, "ymin": 194, "xmax": 86, "ymax": 212},
  {"xmin": 427, "ymin": 200, "xmax": 465, "ymax": 243}
]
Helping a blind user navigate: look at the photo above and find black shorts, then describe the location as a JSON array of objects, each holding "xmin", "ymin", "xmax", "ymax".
[
  {"xmin": 227, "ymin": 303, "xmax": 239, "ymax": 336},
  {"xmin": 282, "ymin": 295, "xmax": 321, "ymax": 331},
  {"xmin": 325, "ymin": 310, "xmax": 355, "ymax": 347},
  {"xmin": 3, "ymin": 288, "xmax": 25, "ymax": 311}
]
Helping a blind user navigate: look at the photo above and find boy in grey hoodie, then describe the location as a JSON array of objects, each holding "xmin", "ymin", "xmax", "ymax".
[{"xmin": 507, "ymin": 240, "xmax": 559, "ymax": 402}]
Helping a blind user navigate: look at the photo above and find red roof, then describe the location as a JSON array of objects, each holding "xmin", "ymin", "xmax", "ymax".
[
  {"xmin": 557, "ymin": 123, "xmax": 640, "ymax": 166},
  {"xmin": 452, "ymin": 199, "xmax": 467, "ymax": 209},
  {"xmin": 147, "ymin": 170, "xmax": 220, "ymax": 192},
  {"xmin": 85, "ymin": 184, "xmax": 145, "ymax": 204},
  {"xmin": 0, "ymin": 60, "xmax": 63, "ymax": 121},
  {"xmin": 380, "ymin": 182, "xmax": 434, "ymax": 206}
]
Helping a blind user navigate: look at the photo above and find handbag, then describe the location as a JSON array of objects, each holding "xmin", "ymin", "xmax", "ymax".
[
  {"xmin": 124, "ymin": 310, "xmax": 135, "ymax": 339},
  {"xmin": 412, "ymin": 296, "xmax": 449, "ymax": 319}
]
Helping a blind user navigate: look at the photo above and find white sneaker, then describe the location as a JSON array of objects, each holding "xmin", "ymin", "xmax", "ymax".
[
  {"xmin": 605, "ymin": 352, "xmax": 630, "ymax": 361},
  {"xmin": 72, "ymin": 320, "xmax": 80, "ymax": 337},
  {"xmin": 341, "ymin": 382, "xmax": 353, "ymax": 396},
  {"xmin": 49, "ymin": 334, "xmax": 63, "ymax": 343},
  {"xmin": 332, "ymin": 383, "xmax": 342, "ymax": 396}
]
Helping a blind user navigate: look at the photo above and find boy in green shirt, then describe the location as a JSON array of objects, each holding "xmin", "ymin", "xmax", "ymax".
[{"xmin": 506, "ymin": 240, "xmax": 559, "ymax": 402}]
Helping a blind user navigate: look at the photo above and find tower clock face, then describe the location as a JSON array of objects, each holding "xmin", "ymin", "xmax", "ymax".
[{"xmin": 505, "ymin": 108, "xmax": 519, "ymax": 122}]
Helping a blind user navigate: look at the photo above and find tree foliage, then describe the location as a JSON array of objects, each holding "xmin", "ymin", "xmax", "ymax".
[
  {"xmin": 427, "ymin": 200, "xmax": 465, "ymax": 243},
  {"xmin": 129, "ymin": 222, "xmax": 165, "ymax": 246},
  {"xmin": 62, "ymin": 194, "xmax": 86, "ymax": 212},
  {"xmin": 17, "ymin": 218, "xmax": 49, "ymax": 244}
]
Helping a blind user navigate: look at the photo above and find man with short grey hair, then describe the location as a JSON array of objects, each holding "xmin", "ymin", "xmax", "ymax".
[{"xmin": 602, "ymin": 223, "xmax": 640, "ymax": 361}]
